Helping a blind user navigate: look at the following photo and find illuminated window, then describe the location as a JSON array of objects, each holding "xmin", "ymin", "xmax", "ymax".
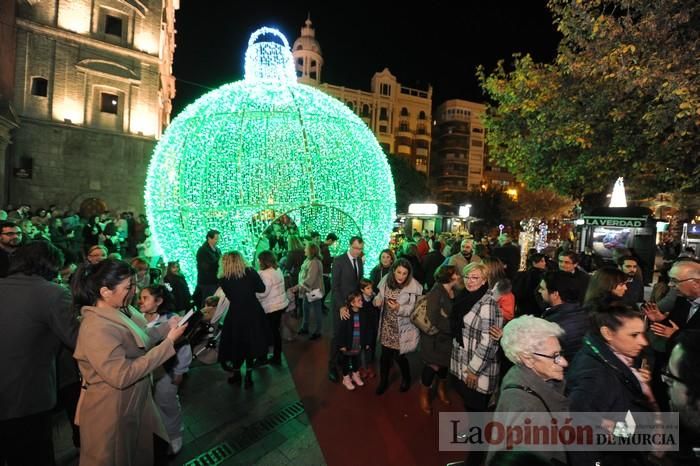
[
  {"xmin": 100, "ymin": 93, "xmax": 119, "ymax": 114},
  {"xmin": 30, "ymin": 77, "xmax": 48, "ymax": 97},
  {"xmin": 105, "ymin": 15, "xmax": 123, "ymax": 37}
]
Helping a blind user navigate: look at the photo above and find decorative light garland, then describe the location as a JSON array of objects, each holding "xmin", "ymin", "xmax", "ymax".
[{"xmin": 145, "ymin": 27, "xmax": 396, "ymax": 286}]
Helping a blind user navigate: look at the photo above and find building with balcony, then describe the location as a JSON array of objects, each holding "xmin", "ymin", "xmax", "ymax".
[
  {"xmin": 0, "ymin": 0, "xmax": 178, "ymax": 209},
  {"xmin": 292, "ymin": 17, "xmax": 432, "ymax": 174},
  {"xmin": 430, "ymin": 99, "xmax": 486, "ymax": 207}
]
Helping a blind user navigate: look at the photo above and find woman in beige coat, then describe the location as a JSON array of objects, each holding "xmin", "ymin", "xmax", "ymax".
[{"xmin": 72, "ymin": 259, "xmax": 187, "ymax": 466}]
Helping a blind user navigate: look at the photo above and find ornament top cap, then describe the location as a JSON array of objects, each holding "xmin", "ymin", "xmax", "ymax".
[{"xmin": 244, "ymin": 27, "xmax": 296, "ymax": 84}]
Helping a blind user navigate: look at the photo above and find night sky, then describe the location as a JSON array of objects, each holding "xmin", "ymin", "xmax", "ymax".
[{"xmin": 172, "ymin": 1, "xmax": 562, "ymax": 115}]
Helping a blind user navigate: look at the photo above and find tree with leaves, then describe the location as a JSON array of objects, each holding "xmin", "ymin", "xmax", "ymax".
[
  {"xmin": 478, "ymin": 0, "xmax": 699, "ymax": 201},
  {"xmin": 385, "ymin": 154, "xmax": 431, "ymax": 213}
]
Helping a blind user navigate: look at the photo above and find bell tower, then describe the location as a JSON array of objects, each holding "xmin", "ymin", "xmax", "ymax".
[{"xmin": 292, "ymin": 14, "xmax": 323, "ymax": 85}]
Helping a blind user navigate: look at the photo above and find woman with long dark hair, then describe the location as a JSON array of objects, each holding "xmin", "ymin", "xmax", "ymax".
[
  {"xmin": 583, "ymin": 266, "xmax": 628, "ymax": 312},
  {"xmin": 373, "ymin": 258, "xmax": 422, "ymax": 395},
  {"xmin": 72, "ymin": 259, "xmax": 187, "ymax": 466},
  {"xmin": 164, "ymin": 261, "xmax": 193, "ymax": 312},
  {"xmin": 369, "ymin": 248, "xmax": 395, "ymax": 291}
]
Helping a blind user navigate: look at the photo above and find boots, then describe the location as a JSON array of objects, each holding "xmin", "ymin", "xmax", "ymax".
[
  {"xmin": 436, "ymin": 379, "xmax": 451, "ymax": 405},
  {"xmin": 419, "ymin": 384, "xmax": 432, "ymax": 415}
]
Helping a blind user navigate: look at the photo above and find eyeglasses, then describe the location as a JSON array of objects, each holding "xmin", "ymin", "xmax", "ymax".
[
  {"xmin": 465, "ymin": 275, "xmax": 483, "ymax": 281},
  {"xmin": 0, "ymin": 231, "xmax": 21, "ymax": 236},
  {"xmin": 532, "ymin": 352, "xmax": 564, "ymax": 365},
  {"xmin": 669, "ymin": 277, "xmax": 698, "ymax": 286},
  {"xmin": 661, "ymin": 367, "xmax": 686, "ymax": 386}
]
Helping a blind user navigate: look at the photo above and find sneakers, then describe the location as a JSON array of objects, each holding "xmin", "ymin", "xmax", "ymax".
[
  {"xmin": 342, "ymin": 375, "xmax": 355, "ymax": 390},
  {"xmin": 351, "ymin": 371, "xmax": 364, "ymax": 387}
]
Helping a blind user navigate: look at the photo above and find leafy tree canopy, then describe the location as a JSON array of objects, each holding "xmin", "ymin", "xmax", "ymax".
[
  {"xmin": 478, "ymin": 0, "xmax": 699, "ymax": 200},
  {"xmin": 385, "ymin": 154, "xmax": 431, "ymax": 213}
]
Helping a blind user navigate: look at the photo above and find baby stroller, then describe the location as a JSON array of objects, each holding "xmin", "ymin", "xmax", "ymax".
[{"xmin": 189, "ymin": 288, "xmax": 229, "ymax": 365}]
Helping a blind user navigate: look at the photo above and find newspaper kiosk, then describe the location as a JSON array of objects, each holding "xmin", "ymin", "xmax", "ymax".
[{"xmin": 578, "ymin": 207, "xmax": 656, "ymax": 284}]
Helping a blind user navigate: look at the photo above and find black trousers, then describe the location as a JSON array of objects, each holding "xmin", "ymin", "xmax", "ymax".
[
  {"xmin": 421, "ymin": 365, "xmax": 448, "ymax": 387},
  {"xmin": 340, "ymin": 353, "xmax": 360, "ymax": 375},
  {"xmin": 379, "ymin": 345, "xmax": 410, "ymax": 382},
  {"xmin": 57, "ymin": 381, "xmax": 82, "ymax": 448},
  {"xmin": 266, "ymin": 309, "xmax": 284, "ymax": 359},
  {"xmin": 0, "ymin": 410, "xmax": 55, "ymax": 466},
  {"xmin": 328, "ymin": 307, "xmax": 341, "ymax": 370}
]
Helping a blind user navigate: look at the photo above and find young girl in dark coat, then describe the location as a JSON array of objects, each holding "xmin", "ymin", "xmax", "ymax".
[{"xmin": 338, "ymin": 291, "xmax": 371, "ymax": 391}]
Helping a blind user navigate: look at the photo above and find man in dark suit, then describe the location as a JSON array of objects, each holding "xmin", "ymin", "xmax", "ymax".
[
  {"xmin": 558, "ymin": 251, "xmax": 590, "ymax": 303},
  {"xmin": 0, "ymin": 221, "xmax": 22, "ymax": 277},
  {"xmin": 644, "ymin": 260, "xmax": 699, "ymax": 411},
  {"xmin": 194, "ymin": 229, "xmax": 221, "ymax": 306},
  {"xmin": 328, "ymin": 236, "xmax": 364, "ymax": 382},
  {"xmin": 646, "ymin": 260, "xmax": 700, "ymax": 343},
  {"xmin": 0, "ymin": 241, "xmax": 79, "ymax": 465}
]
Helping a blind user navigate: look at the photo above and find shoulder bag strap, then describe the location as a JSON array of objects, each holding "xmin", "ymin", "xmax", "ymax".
[{"xmin": 502, "ymin": 384, "xmax": 553, "ymax": 414}]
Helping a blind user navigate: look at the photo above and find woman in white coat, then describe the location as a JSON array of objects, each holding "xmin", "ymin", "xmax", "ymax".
[{"xmin": 374, "ymin": 258, "xmax": 422, "ymax": 395}]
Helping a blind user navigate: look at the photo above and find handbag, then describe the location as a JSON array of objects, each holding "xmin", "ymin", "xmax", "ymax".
[
  {"xmin": 409, "ymin": 294, "xmax": 439, "ymax": 335},
  {"xmin": 305, "ymin": 288, "xmax": 323, "ymax": 302}
]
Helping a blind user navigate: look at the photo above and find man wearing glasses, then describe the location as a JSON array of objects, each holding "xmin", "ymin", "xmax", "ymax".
[
  {"xmin": 0, "ymin": 221, "xmax": 22, "ymax": 278},
  {"xmin": 663, "ymin": 330, "xmax": 700, "ymax": 463},
  {"xmin": 644, "ymin": 260, "xmax": 700, "ymax": 342}
]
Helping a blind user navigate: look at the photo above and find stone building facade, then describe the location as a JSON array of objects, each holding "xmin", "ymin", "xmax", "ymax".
[
  {"xmin": 1, "ymin": 0, "xmax": 178, "ymax": 211},
  {"xmin": 292, "ymin": 17, "xmax": 432, "ymax": 175}
]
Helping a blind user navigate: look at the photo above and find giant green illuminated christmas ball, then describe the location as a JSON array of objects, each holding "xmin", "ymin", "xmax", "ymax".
[{"xmin": 145, "ymin": 27, "xmax": 396, "ymax": 286}]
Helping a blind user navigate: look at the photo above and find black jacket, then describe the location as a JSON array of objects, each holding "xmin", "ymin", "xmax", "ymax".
[
  {"xmin": 421, "ymin": 250, "xmax": 444, "ymax": 290},
  {"xmin": 196, "ymin": 242, "xmax": 221, "ymax": 286},
  {"xmin": 512, "ymin": 267, "xmax": 545, "ymax": 316},
  {"xmin": 0, "ymin": 247, "xmax": 11, "ymax": 278},
  {"xmin": 0, "ymin": 274, "xmax": 79, "ymax": 420},
  {"xmin": 331, "ymin": 254, "xmax": 363, "ymax": 311},
  {"xmin": 542, "ymin": 301, "xmax": 588, "ymax": 363},
  {"xmin": 567, "ymin": 333, "xmax": 652, "ymax": 414},
  {"xmin": 567, "ymin": 334, "xmax": 657, "ymax": 466},
  {"xmin": 337, "ymin": 310, "xmax": 372, "ymax": 351}
]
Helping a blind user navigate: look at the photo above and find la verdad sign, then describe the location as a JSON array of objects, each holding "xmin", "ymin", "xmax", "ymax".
[{"xmin": 584, "ymin": 217, "xmax": 646, "ymax": 228}]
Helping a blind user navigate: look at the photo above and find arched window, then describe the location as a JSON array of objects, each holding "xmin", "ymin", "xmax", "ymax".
[
  {"xmin": 400, "ymin": 107, "xmax": 409, "ymax": 117},
  {"xmin": 362, "ymin": 104, "xmax": 370, "ymax": 117},
  {"xmin": 418, "ymin": 111, "xmax": 426, "ymax": 120}
]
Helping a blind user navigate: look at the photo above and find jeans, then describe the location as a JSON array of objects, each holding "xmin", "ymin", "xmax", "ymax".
[{"xmin": 301, "ymin": 297, "xmax": 323, "ymax": 334}]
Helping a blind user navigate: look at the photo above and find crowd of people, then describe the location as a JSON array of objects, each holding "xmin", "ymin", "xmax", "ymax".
[{"xmin": 1, "ymin": 206, "xmax": 699, "ymax": 466}]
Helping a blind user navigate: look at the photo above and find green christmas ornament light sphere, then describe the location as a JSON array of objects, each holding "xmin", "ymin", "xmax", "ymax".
[{"xmin": 145, "ymin": 27, "xmax": 396, "ymax": 286}]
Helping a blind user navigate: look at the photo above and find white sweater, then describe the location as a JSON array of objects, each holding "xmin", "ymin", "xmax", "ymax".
[{"xmin": 256, "ymin": 267, "xmax": 289, "ymax": 313}]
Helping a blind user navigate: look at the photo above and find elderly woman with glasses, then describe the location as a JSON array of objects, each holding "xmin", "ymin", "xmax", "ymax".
[{"xmin": 487, "ymin": 315, "xmax": 569, "ymax": 466}]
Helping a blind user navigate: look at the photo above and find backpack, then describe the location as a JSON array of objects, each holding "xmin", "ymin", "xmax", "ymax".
[{"xmin": 410, "ymin": 294, "xmax": 439, "ymax": 335}]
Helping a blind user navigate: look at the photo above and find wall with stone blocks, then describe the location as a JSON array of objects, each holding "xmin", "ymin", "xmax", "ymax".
[{"xmin": 10, "ymin": 119, "xmax": 155, "ymax": 213}]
